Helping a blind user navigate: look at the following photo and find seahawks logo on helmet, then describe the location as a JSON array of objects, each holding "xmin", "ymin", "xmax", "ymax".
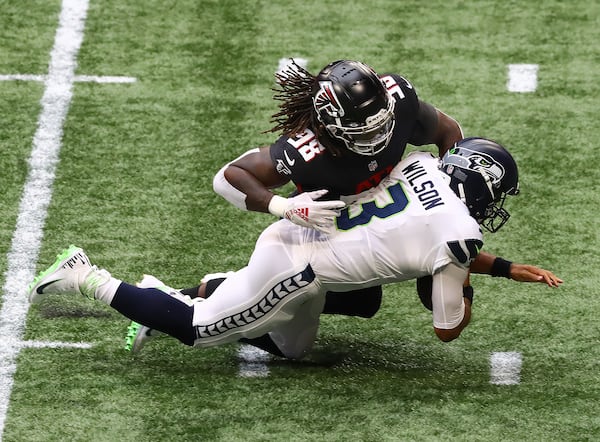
[
  {"xmin": 446, "ymin": 148, "xmax": 505, "ymax": 188},
  {"xmin": 313, "ymin": 81, "xmax": 345, "ymax": 119},
  {"xmin": 467, "ymin": 152, "xmax": 505, "ymax": 187},
  {"xmin": 441, "ymin": 137, "xmax": 520, "ymax": 233}
]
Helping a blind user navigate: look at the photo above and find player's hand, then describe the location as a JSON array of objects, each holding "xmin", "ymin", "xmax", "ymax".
[
  {"xmin": 510, "ymin": 264, "xmax": 563, "ymax": 287},
  {"xmin": 268, "ymin": 190, "xmax": 345, "ymax": 233}
]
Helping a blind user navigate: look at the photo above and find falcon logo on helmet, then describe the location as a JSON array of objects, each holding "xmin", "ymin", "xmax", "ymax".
[
  {"xmin": 312, "ymin": 60, "xmax": 396, "ymax": 156},
  {"xmin": 314, "ymin": 81, "xmax": 345, "ymax": 119}
]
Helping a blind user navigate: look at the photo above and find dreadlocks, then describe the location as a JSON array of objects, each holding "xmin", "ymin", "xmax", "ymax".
[{"xmin": 267, "ymin": 60, "xmax": 319, "ymax": 136}]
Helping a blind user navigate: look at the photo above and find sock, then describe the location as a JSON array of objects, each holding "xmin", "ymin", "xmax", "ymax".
[
  {"xmin": 110, "ymin": 282, "xmax": 195, "ymax": 345},
  {"xmin": 93, "ymin": 277, "xmax": 122, "ymax": 305}
]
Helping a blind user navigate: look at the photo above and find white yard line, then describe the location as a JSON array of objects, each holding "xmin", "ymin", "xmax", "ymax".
[
  {"xmin": 74, "ymin": 75, "xmax": 137, "ymax": 83},
  {"xmin": 0, "ymin": 74, "xmax": 46, "ymax": 82},
  {"xmin": 490, "ymin": 351, "xmax": 522, "ymax": 385},
  {"xmin": 238, "ymin": 344, "xmax": 270, "ymax": 378},
  {"xmin": 0, "ymin": 0, "xmax": 90, "ymax": 437},
  {"xmin": 507, "ymin": 64, "xmax": 539, "ymax": 92},
  {"xmin": 21, "ymin": 341, "xmax": 93, "ymax": 350}
]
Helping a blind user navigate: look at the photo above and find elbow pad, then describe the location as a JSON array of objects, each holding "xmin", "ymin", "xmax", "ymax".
[{"xmin": 212, "ymin": 148, "xmax": 260, "ymax": 211}]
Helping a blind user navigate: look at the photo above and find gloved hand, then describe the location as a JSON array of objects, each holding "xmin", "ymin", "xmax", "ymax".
[{"xmin": 268, "ymin": 189, "xmax": 345, "ymax": 233}]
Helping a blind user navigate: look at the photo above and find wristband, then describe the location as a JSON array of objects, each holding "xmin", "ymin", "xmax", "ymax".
[
  {"xmin": 462, "ymin": 285, "xmax": 474, "ymax": 304},
  {"xmin": 490, "ymin": 257, "xmax": 512, "ymax": 278},
  {"xmin": 268, "ymin": 195, "xmax": 288, "ymax": 218}
]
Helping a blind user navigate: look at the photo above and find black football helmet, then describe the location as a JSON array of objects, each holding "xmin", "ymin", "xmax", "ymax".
[
  {"xmin": 312, "ymin": 60, "xmax": 395, "ymax": 156},
  {"xmin": 440, "ymin": 137, "xmax": 520, "ymax": 232}
]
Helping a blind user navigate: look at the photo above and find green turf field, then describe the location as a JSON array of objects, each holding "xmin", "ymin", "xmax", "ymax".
[{"xmin": 1, "ymin": 0, "xmax": 599, "ymax": 440}]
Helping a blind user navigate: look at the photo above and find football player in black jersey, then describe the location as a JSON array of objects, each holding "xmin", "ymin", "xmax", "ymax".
[{"xmin": 210, "ymin": 59, "xmax": 557, "ymax": 318}]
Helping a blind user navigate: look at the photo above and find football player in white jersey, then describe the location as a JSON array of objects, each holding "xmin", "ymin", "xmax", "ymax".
[
  {"xmin": 27, "ymin": 137, "xmax": 562, "ymax": 360},
  {"xmin": 208, "ymin": 59, "xmax": 557, "ymax": 321}
]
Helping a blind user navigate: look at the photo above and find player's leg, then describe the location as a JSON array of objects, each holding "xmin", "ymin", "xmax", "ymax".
[
  {"xmin": 125, "ymin": 273, "xmax": 294, "ymax": 357},
  {"xmin": 321, "ymin": 286, "xmax": 382, "ymax": 317},
  {"xmin": 28, "ymin": 245, "xmax": 199, "ymax": 346},
  {"xmin": 190, "ymin": 261, "xmax": 321, "ymax": 356},
  {"xmin": 183, "ymin": 278, "xmax": 382, "ymax": 318},
  {"xmin": 28, "ymin": 243, "xmax": 321, "ymax": 356},
  {"xmin": 187, "ymin": 221, "xmax": 324, "ymax": 356},
  {"xmin": 265, "ymin": 294, "xmax": 325, "ymax": 359}
]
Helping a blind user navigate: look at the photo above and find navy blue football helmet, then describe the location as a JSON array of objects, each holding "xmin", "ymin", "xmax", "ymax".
[
  {"xmin": 440, "ymin": 137, "xmax": 520, "ymax": 232},
  {"xmin": 312, "ymin": 60, "xmax": 395, "ymax": 156}
]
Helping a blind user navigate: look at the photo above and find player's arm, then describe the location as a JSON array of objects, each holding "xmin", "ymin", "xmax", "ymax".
[
  {"xmin": 432, "ymin": 109, "xmax": 464, "ymax": 157},
  {"xmin": 470, "ymin": 252, "xmax": 563, "ymax": 287},
  {"xmin": 213, "ymin": 146, "xmax": 345, "ymax": 233},
  {"xmin": 213, "ymin": 146, "xmax": 289, "ymax": 212},
  {"xmin": 410, "ymin": 100, "xmax": 464, "ymax": 157},
  {"xmin": 431, "ymin": 262, "xmax": 472, "ymax": 342}
]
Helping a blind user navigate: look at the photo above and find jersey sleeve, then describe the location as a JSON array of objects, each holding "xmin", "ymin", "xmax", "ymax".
[
  {"xmin": 408, "ymin": 99, "xmax": 439, "ymax": 146},
  {"xmin": 382, "ymin": 73, "xmax": 420, "ymax": 112},
  {"xmin": 431, "ymin": 262, "xmax": 469, "ymax": 329},
  {"xmin": 445, "ymin": 237, "xmax": 484, "ymax": 268},
  {"xmin": 269, "ymin": 134, "xmax": 304, "ymax": 179}
]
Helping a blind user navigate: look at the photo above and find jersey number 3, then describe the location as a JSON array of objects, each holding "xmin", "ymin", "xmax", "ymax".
[{"xmin": 336, "ymin": 183, "xmax": 408, "ymax": 231}]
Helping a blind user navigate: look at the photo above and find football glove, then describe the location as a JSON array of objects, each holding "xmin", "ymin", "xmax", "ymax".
[{"xmin": 268, "ymin": 189, "xmax": 345, "ymax": 233}]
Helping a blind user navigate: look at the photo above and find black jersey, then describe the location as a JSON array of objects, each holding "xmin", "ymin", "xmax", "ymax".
[{"xmin": 269, "ymin": 74, "xmax": 436, "ymax": 199}]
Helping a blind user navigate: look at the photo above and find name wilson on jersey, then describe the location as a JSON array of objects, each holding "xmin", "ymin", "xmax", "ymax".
[{"xmin": 401, "ymin": 160, "xmax": 445, "ymax": 210}]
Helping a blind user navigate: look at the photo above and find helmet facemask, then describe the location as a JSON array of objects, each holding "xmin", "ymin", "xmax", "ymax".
[
  {"xmin": 481, "ymin": 192, "xmax": 511, "ymax": 233},
  {"xmin": 324, "ymin": 94, "xmax": 396, "ymax": 156},
  {"xmin": 312, "ymin": 60, "xmax": 396, "ymax": 157}
]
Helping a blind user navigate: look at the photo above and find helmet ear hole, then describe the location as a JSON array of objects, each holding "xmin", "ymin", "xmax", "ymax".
[
  {"xmin": 312, "ymin": 60, "xmax": 395, "ymax": 156},
  {"xmin": 441, "ymin": 137, "xmax": 519, "ymax": 232}
]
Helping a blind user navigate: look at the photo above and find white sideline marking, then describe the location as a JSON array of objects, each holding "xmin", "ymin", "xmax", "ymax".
[
  {"xmin": 0, "ymin": 0, "xmax": 89, "ymax": 437},
  {"xmin": 238, "ymin": 344, "xmax": 270, "ymax": 378},
  {"xmin": 507, "ymin": 64, "xmax": 539, "ymax": 92},
  {"xmin": 490, "ymin": 351, "xmax": 522, "ymax": 385},
  {"xmin": 0, "ymin": 74, "xmax": 136, "ymax": 83}
]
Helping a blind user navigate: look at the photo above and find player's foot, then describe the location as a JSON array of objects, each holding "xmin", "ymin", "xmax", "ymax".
[
  {"xmin": 124, "ymin": 320, "xmax": 164, "ymax": 353},
  {"xmin": 27, "ymin": 245, "xmax": 110, "ymax": 303},
  {"xmin": 124, "ymin": 274, "xmax": 171, "ymax": 353}
]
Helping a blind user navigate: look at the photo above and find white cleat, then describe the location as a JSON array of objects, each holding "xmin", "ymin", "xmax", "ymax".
[
  {"xmin": 27, "ymin": 245, "xmax": 109, "ymax": 303},
  {"xmin": 124, "ymin": 320, "xmax": 163, "ymax": 353}
]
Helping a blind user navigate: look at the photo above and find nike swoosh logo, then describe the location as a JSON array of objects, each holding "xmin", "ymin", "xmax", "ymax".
[
  {"xmin": 284, "ymin": 150, "xmax": 296, "ymax": 166},
  {"xmin": 36, "ymin": 279, "xmax": 62, "ymax": 294}
]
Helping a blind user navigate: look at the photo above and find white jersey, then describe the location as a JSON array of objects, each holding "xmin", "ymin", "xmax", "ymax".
[
  {"xmin": 192, "ymin": 152, "xmax": 483, "ymax": 357},
  {"xmin": 281, "ymin": 151, "xmax": 483, "ymax": 290}
]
